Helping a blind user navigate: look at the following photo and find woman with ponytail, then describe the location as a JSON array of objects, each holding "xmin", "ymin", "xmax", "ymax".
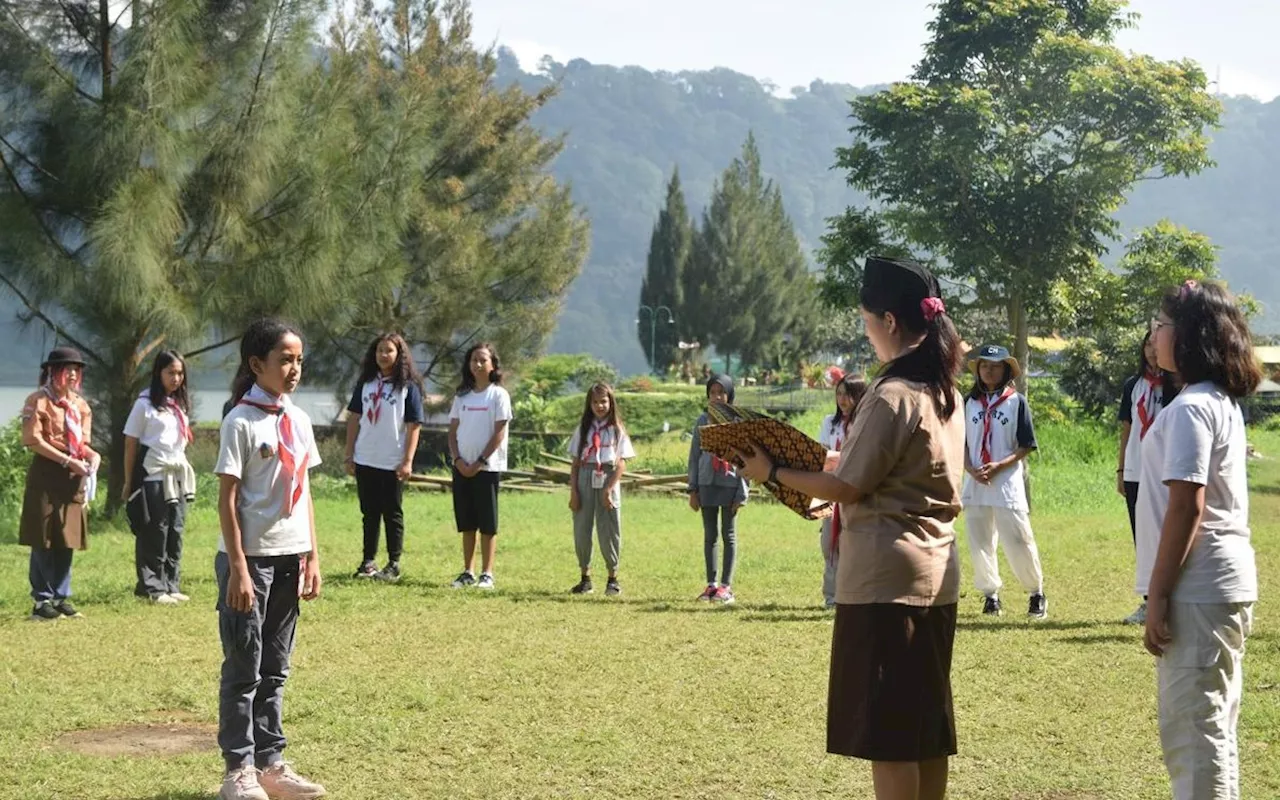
[{"xmin": 735, "ymin": 256, "xmax": 966, "ymax": 800}]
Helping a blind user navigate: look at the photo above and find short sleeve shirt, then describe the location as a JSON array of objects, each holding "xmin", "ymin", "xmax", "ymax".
[
  {"xmin": 22, "ymin": 390, "xmax": 92, "ymax": 455},
  {"xmin": 833, "ymin": 377, "xmax": 965, "ymax": 606},
  {"xmin": 1118, "ymin": 373, "xmax": 1172, "ymax": 483},
  {"xmin": 567, "ymin": 421, "xmax": 637, "ymax": 467},
  {"xmin": 347, "ymin": 379, "xmax": 425, "ymax": 471},
  {"xmin": 123, "ymin": 397, "xmax": 190, "ymax": 469},
  {"xmin": 960, "ymin": 390, "xmax": 1037, "ymax": 512},
  {"xmin": 214, "ymin": 402, "xmax": 323, "ymax": 557},
  {"xmin": 1134, "ymin": 382, "xmax": 1256, "ymax": 602},
  {"xmin": 449, "ymin": 385, "xmax": 513, "ymax": 472}
]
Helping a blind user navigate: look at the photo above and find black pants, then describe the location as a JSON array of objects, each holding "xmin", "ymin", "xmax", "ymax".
[
  {"xmin": 356, "ymin": 465, "xmax": 405, "ymax": 562},
  {"xmin": 1124, "ymin": 481, "xmax": 1140, "ymax": 546},
  {"xmin": 128, "ymin": 482, "xmax": 185, "ymax": 598}
]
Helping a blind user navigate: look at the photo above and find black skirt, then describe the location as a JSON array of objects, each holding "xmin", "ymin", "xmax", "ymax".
[{"xmin": 827, "ymin": 602, "xmax": 958, "ymax": 762}]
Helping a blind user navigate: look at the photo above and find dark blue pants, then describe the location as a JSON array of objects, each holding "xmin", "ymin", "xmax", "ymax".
[
  {"xmin": 29, "ymin": 547, "xmax": 73, "ymax": 602},
  {"xmin": 215, "ymin": 552, "xmax": 301, "ymax": 771},
  {"xmin": 129, "ymin": 483, "xmax": 186, "ymax": 598},
  {"xmin": 702, "ymin": 506, "xmax": 738, "ymax": 586}
]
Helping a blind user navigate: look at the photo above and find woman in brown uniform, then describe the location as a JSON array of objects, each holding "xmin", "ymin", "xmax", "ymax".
[
  {"xmin": 20, "ymin": 347, "xmax": 101, "ymax": 621},
  {"xmin": 736, "ymin": 257, "xmax": 965, "ymax": 800}
]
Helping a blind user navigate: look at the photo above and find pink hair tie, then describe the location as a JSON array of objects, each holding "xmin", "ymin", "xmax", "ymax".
[
  {"xmin": 921, "ymin": 297, "xmax": 946, "ymax": 322},
  {"xmin": 1179, "ymin": 279, "xmax": 1199, "ymax": 300}
]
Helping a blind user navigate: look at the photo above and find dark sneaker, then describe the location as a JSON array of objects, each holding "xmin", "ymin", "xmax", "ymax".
[
  {"xmin": 696, "ymin": 585, "xmax": 716, "ymax": 601},
  {"xmin": 29, "ymin": 601, "xmax": 60, "ymax": 622},
  {"xmin": 1028, "ymin": 593, "xmax": 1048, "ymax": 619},
  {"xmin": 982, "ymin": 595, "xmax": 1002, "ymax": 616},
  {"xmin": 354, "ymin": 561, "xmax": 379, "ymax": 579},
  {"xmin": 450, "ymin": 571, "xmax": 476, "ymax": 589},
  {"xmin": 377, "ymin": 562, "xmax": 402, "ymax": 583},
  {"xmin": 570, "ymin": 577, "xmax": 594, "ymax": 595},
  {"xmin": 605, "ymin": 578, "xmax": 621, "ymax": 597},
  {"xmin": 54, "ymin": 600, "xmax": 83, "ymax": 619}
]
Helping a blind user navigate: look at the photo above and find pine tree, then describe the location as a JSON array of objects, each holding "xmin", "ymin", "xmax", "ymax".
[
  {"xmin": 0, "ymin": 0, "xmax": 414, "ymax": 510},
  {"xmin": 638, "ymin": 169, "xmax": 691, "ymax": 373}
]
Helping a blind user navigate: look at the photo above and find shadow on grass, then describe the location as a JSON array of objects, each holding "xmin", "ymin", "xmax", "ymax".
[
  {"xmin": 957, "ymin": 618, "xmax": 1103, "ymax": 632},
  {"xmin": 1053, "ymin": 632, "xmax": 1140, "ymax": 646},
  {"xmin": 127, "ymin": 792, "xmax": 214, "ymax": 800},
  {"xmin": 1250, "ymin": 483, "xmax": 1280, "ymax": 496}
]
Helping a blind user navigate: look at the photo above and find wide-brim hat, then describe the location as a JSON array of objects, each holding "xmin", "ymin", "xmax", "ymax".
[
  {"xmin": 41, "ymin": 347, "xmax": 86, "ymax": 369},
  {"xmin": 967, "ymin": 344, "xmax": 1021, "ymax": 378}
]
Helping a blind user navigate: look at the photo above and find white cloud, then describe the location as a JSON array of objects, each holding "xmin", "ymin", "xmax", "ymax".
[
  {"xmin": 1213, "ymin": 65, "xmax": 1280, "ymax": 101},
  {"xmin": 499, "ymin": 39, "xmax": 569, "ymax": 71}
]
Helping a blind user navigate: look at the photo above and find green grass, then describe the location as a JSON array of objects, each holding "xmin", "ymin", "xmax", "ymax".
[{"xmin": 0, "ymin": 429, "xmax": 1277, "ymax": 799}]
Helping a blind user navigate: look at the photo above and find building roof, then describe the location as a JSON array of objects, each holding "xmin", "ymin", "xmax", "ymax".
[{"xmin": 1255, "ymin": 346, "xmax": 1280, "ymax": 366}]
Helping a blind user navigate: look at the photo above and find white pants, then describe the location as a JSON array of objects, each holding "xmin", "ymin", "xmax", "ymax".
[
  {"xmin": 965, "ymin": 505, "xmax": 1043, "ymax": 596},
  {"xmin": 818, "ymin": 518, "xmax": 837, "ymax": 605},
  {"xmin": 1158, "ymin": 601, "xmax": 1253, "ymax": 800}
]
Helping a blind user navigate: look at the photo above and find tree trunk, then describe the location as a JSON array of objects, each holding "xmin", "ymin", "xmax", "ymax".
[
  {"xmin": 102, "ymin": 343, "xmax": 146, "ymax": 517},
  {"xmin": 99, "ymin": 0, "xmax": 112, "ymax": 101},
  {"xmin": 1009, "ymin": 292, "xmax": 1030, "ymax": 395}
]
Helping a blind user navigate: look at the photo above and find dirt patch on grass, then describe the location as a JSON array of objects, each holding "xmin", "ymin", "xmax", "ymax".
[{"xmin": 58, "ymin": 722, "xmax": 216, "ymax": 758}]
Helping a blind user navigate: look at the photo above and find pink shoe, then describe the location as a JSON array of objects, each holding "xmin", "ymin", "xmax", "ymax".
[
  {"xmin": 258, "ymin": 762, "xmax": 326, "ymax": 799},
  {"xmin": 712, "ymin": 586, "xmax": 736, "ymax": 605},
  {"xmin": 696, "ymin": 585, "xmax": 717, "ymax": 601}
]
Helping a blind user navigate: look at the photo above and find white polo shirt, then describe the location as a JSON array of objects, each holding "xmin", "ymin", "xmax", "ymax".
[
  {"xmin": 215, "ymin": 394, "xmax": 322, "ymax": 557},
  {"xmin": 123, "ymin": 395, "xmax": 191, "ymax": 482}
]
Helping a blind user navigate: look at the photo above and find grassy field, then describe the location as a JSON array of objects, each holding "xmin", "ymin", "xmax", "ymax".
[{"xmin": 0, "ymin": 426, "xmax": 1277, "ymax": 800}]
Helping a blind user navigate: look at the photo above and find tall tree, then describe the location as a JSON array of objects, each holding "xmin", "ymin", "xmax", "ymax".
[
  {"xmin": 637, "ymin": 168, "xmax": 690, "ymax": 374},
  {"xmin": 303, "ymin": 0, "xmax": 589, "ymax": 394},
  {"xmin": 0, "ymin": 0, "xmax": 412, "ymax": 510},
  {"xmin": 687, "ymin": 133, "xmax": 818, "ymax": 374},
  {"xmin": 826, "ymin": 0, "xmax": 1221, "ymax": 386}
]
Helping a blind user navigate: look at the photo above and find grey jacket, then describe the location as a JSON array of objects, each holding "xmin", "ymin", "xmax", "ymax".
[{"xmin": 687, "ymin": 412, "xmax": 749, "ymax": 502}]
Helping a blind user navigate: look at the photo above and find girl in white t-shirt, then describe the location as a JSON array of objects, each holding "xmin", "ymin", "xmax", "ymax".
[
  {"xmin": 1140, "ymin": 280, "xmax": 1260, "ymax": 800},
  {"xmin": 122, "ymin": 350, "xmax": 196, "ymax": 604},
  {"xmin": 344, "ymin": 333, "xmax": 425, "ymax": 583},
  {"xmin": 447, "ymin": 343, "xmax": 512, "ymax": 591},
  {"xmin": 567, "ymin": 383, "xmax": 636, "ymax": 596},
  {"xmin": 816, "ymin": 374, "xmax": 866, "ymax": 608},
  {"xmin": 961, "ymin": 344, "xmax": 1046, "ymax": 619},
  {"xmin": 212, "ymin": 318, "xmax": 325, "ymax": 800}
]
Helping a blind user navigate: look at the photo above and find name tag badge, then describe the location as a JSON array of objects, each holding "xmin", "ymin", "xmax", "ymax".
[
  {"xmin": 259, "ymin": 443, "xmax": 275, "ymax": 459},
  {"xmin": 591, "ymin": 471, "xmax": 606, "ymax": 489}
]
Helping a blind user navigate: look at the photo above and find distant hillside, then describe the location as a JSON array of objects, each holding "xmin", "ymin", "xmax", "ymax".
[{"xmin": 495, "ymin": 51, "xmax": 1280, "ymax": 375}]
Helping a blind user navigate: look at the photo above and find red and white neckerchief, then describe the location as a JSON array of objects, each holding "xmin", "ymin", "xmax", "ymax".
[
  {"xmin": 1135, "ymin": 370, "xmax": 1162, "ymax": 440},
  {"xmin": 366, "ymin": 376, "xmax": 388, "ymax": 426},
  {"xmin": 45, "ymin": 385, "xmax": 86, "ymax": 459},
  {"xmin": 711, "ymin": 455, "xmax": 734, "ymax": 475},
  {"xmin": 830, "ymin": 416, "xmax": 852, "ymax": 559},
  {"xmin": 978, "ymin": 386, "xmax": 1017, "ymax": 465},
  {"xmin": 140, "ymin": 391, "xmax": 193, "ymax": 444},
  {"xmin": 582, "ymin": 420, "xmax": 614, "ymax": 474},
  {"xmin": 239, "ymin": 384, "xmax": 309, "ymax": 516}
]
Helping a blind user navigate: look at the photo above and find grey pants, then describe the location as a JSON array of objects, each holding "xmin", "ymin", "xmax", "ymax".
[
  {"xmin": 129, "ymin": 482, "xmax": 185, "ymax": 598},
  {"xmin": 574, "ymin": 466, "xmax": 621, "ymax": 573},
  {"xmin": 702, "ymin": 505, "xmax": 738, "ymax": 586},
  {"xmin": 819, "ymin": 518, "xmax": 837, "ymax": 605},
  {"xmin": 215, "ymin": 551, "xmax": 301, "ymax": 772}
]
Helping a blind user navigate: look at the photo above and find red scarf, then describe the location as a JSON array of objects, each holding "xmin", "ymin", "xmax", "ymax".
[
  {"xmin": 46, "ymin": 387, "xmax": 85, "ymax": 459},
  {"xmin": 366, "ymin": 376, "xmax": 388, "ymax": 426},
  {"xmin": 978, "ymin": 386, "xmax": 1016, "ymax": 465},
  {"xmin": 830, "ymin": 417, "xmax": 851, "ymax": 558},
  {"xmin": 582, "ymin": 420, "xmax": 612, "ymax": 474},
  {"xmin": 711, "ymin": 455, "xmax": 734, "ymax": 475},
  {"xmin": 1135, "ymin": 370, "xmax": 1161, "ymax": 440},
  {"xmin": 239, "ymin": 389, "xmax": 310, "ymax": 516},
  {"xmin": 169, "ymin": 399, "xmax": 193, "ymax": 443}
]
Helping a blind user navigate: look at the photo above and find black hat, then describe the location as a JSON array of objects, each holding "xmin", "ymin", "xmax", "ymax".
[
  {"xmin": 967, "ymin": 344, "xmax": 1022, "ymax": 378},
  {"xmin": 706, "ymin": 373, "xmax": 735, "ymax": 404},
  {"xmin": 41, "ymin": 347, "xmax": 86, "ymax": 369},
  {"xmin": 860, "ymin": 256, "xmax": 940, "ymax": 312}
]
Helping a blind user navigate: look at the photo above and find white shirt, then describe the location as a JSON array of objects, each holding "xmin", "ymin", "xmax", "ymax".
[
  {"xmin": 567, "ymin": 420, "xmax": 636, "ymax": 468},
  {"xmin": 1119, "ymin": 373, "xmax": 1171, "ymax": 483},
  {"xmin": 214, "ymin": 387, "xmax": 322, "ymax": 557},
  {"xmin": 449, "ymin": 384, "xmax": 513, "ymax": 472},
  {"xmin": 960, "ymin": 390, "xmax": 1037, "ymax": 512},
  {"xmin": 348, "ymin": 379, "xmax": 425, "ymax": 471},
  {"xmin": 817, "ymin": 413, "xmax": 852, "ymax": 451},
  {"xmin": 1135, "ymin": 382, "xmax": 1256, "ymax": 602},
  {"xmin": 123, "ymin": 396, "xmax": 190, "ymax": 482}
]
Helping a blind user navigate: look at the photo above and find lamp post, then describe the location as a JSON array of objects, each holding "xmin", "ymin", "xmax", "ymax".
[{"xmin": 637, "ymin": 305, "xmax": 675, "ymax": 375}]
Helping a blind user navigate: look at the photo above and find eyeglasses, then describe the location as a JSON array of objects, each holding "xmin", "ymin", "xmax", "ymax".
[{"xmin": 1150, "ymin": 318, "xmax": 1172, "ymax": 335}]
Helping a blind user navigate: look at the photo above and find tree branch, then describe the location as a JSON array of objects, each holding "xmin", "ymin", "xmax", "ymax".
[
  {"xmin": 2, "ymin": 6, "xmax": 103, "ymax": 104},
  {"xmin": 0, "ymin": 269, "xmax": 102, "ymax": 364},
  {"xmin": 185, "ymin": 334, "xmax": 240, "ymax": 358}
]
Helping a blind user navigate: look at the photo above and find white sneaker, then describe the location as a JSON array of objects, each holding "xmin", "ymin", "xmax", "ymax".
[
  {"xmin": 1123, "ymin": 602, "xmax": 1147, "ymax": 626},
  {"xmin": 220, "ymin": 767, "xmax": 269, "ymax": 800},
  {"xmin": 168, "ymin": 591, "xmax": 191, "ymax": 602},
  {"xmin": 477, "ymin": 573, "xmax": 495, "ymax": 590},
  {"xmin": 153, "ymin": 594, "xmax": 180, "ymax": 606},
  {"xmin": 258, "ymin": 762, "xmax": 327, "ymax": 799}
]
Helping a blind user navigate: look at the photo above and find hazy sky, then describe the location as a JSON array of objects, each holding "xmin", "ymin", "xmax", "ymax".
[{"xmin": 469, "ymin": 0, "xmax": 1280, "ymax": 100}]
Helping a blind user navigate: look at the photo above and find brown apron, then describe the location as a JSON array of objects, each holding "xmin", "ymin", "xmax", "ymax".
[{"xmin": 19, "ymin": 455, "xmax": 88, "ymax": 550}]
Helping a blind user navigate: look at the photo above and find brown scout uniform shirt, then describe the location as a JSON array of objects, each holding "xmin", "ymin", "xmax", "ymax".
[{"xmin": 22, "ymin": 389, "xmax": 93, "ymax": 456}]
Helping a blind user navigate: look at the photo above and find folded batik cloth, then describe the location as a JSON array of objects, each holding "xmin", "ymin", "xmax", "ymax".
[{"xmin": 697, "ymin": 402, "xmax": 833, "ymax": 520}]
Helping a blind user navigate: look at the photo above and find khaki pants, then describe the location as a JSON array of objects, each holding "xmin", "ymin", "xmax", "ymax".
[
  {"xmin": 965, "ymin": 505, "xmax": 1043, "ymax": 596},
  {"xmin": 1158, "ymin": 601, "xmax": 1254, "ymax": 800},
  {"xmin": 573, "ymin": 467, "xmax": 621, "ymax": 573}
]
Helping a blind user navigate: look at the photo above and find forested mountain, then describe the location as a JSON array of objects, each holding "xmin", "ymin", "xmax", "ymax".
[{"xmin": 495, "ymin": 50, "xmax": 1280, "ymax": 376}]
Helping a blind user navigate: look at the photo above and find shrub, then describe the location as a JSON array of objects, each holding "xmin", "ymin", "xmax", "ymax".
[
  {"xmin": 0, "ymin": 420, "xmax": 29, "ymax": 536},
  {"xmin": 619, "ymin": 375, "xmax": 655, "ymax": 393},
  {"xmin": 515, "ymin": 354, "xmax": 619, "ymax": 400}
]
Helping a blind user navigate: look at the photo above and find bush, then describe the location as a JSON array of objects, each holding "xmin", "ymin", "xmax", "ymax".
[
  {"xmin": 0, "ymin": 420, "xmax": 29, "ymax": 536},
  {"xmin": 1025, "ymin": 376, "xmax": 1084, "ymax": 425},
  {"xmin": 515, "ymin": 354, "xmax": 619, "ymax": 400},
  {"xmin": 545, "ymin": 391, "xmax": 706, "ymax": 439},
  {"xmin": 1058, "ymin": 329, "xmax": 1144, "ymax": 420},
  {"xmin": 618, "ymin": 375, "xmax": 656, "ymax": 393}
]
